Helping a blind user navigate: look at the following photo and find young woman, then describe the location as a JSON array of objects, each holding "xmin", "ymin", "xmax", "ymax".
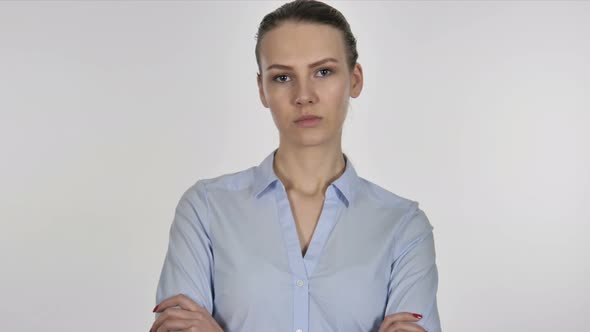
[{"xmin": 151, "ymin": 1, "xmax": 441, "ymax": 332}]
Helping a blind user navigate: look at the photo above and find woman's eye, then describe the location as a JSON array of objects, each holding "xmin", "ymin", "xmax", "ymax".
[
  {"xmin": 272, "ymin": 69, "xmax": 332, "ymax": 83},
  {"xmin": 273, "ymin": 74, "xmax": 290, "ymax": 83},
  {"xmin": 317, "ymin": 68, "xmax": 332, "ymax": 77}
]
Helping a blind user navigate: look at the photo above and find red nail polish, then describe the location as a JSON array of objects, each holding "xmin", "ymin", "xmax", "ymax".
[
  {"xmin": 412, "ymin": 313, "xmax": 423, "ymax": 319},
  {"xmin": 153, "ymin": 305, "xmax": 159, "ymax": 312}
]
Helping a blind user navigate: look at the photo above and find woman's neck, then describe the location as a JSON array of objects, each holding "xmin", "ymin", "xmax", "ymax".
[{"xmin": 272, "ymin": 145, "xmax": 346, "ymax": 197}]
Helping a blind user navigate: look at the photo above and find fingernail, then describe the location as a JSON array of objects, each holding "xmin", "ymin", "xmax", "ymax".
[
  {"xmin": 152, "ymin": 305, "xmax": 159, "ymax": 312},
  {"xmin": 412, "ymin": 313, "xmax": 423, "ymax": 319}
]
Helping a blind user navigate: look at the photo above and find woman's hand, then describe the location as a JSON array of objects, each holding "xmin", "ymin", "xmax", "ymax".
[
  {"xmin": 150, "ymin": 294, "xmax": 223, "ymax": 332},
  {"xmin": 377, "ymin": 312, "xmax": 427, "ymax": 332}
]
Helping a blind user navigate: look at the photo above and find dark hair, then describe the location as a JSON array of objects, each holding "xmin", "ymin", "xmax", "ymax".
[{"xmin": 254, "ymin": 0, "xmax": 358, "ymax": 74}]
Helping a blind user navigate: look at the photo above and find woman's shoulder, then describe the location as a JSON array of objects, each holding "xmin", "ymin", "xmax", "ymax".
[
  {"xmin": 356, "ymin": 176, "xmax": 421, "ymax": 213},
  {"xmin": 182, "ymin": 165, "xmax": 258, "ymax": 196},
  {"xmin": 357, "ymin": 177, "xmax": 433, "ymax": 231}
]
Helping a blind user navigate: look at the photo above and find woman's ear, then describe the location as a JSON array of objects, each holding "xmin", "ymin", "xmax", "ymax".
[
  {"xmin": 257, "ymin": 73, "xmax": 269, "ymax": 108},
  {"xmin": 350, "ymin": 63, "xmax": 364, "ymax": 98}
]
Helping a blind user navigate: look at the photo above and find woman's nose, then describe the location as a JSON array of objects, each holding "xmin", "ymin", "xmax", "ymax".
[
  {"xmin": 295, "ymin": 95, "xmax": 314, "ymax": 105},
  {"xmin": 294, "ymin": 80, "xmax": 317, "ymax": 105}
]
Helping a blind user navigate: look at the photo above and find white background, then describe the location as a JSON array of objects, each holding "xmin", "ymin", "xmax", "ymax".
[{"xmin": 1, "ymin": 1, "xmax": 588, "ymax": 331}]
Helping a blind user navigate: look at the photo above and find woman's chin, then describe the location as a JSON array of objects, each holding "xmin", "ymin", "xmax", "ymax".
[{"xmin": 294, "ymin": 135, "xmax": 333, "ymax": 147}]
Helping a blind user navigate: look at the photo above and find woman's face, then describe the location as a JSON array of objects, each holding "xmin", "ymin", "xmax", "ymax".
[{"xmin": 257, "ymin": 21, "xmax": 363, "ymax": 148}]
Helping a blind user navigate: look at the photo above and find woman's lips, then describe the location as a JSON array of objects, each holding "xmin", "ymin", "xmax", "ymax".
[{"xmin": 295, "ymin": 117, "xmax": 322, "ymax": 128}]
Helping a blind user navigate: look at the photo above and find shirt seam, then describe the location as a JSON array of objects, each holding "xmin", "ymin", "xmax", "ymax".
[
  {"xmin": 201, "ymin": 180, "xmax": 215, "ymax": 310},
  {"xmin": 388, "ymin": 201, "xmax": 419, "ymax": 267}
]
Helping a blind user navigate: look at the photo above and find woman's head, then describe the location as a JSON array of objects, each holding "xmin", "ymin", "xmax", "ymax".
[
  {"xmin": 255, "ymin": 0, "xmax": 359, "ymax": 74},
  {"xmin": 255, "ymin": 0, "xmax": 363, "ymax": 149}
]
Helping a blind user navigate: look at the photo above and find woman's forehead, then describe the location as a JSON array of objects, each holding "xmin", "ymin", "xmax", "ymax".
[{"xmin": 259, "ymin": 22, "xmax": 347, "ymax": 69}]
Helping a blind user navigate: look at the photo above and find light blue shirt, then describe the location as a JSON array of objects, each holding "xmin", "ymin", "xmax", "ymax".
[{"xmin": 156, "ymin": 148, "xmax": 441, "ymax": 332}]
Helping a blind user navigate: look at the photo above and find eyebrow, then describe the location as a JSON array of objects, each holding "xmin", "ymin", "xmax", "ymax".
[{"xmin": 265, "ymin": 57, "xmax": 339, "ymax": 71}]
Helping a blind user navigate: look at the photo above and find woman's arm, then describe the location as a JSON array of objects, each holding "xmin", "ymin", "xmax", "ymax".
[
  {"xmin": 155, "ymin": 180, "xmax": 214, "ymax": 316},
  {"xmin": 383, "ymin": 203, "xmax": 442, "ymax": 332}
]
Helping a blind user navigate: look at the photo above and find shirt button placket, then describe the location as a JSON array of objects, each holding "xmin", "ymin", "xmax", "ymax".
[{"xmin": 294, "ymin": 278, "xmax": 309, "ymax": 332}]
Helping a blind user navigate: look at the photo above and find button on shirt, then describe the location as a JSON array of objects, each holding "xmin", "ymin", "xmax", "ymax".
[{"xmin": 155, "ymin": 148, "xmax": 441, "ymax": 332}]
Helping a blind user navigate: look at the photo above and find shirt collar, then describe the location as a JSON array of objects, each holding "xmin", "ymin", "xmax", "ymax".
[{"xmin": 252, "ymin": 148, "xmax": 359, "ymax": 207}]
